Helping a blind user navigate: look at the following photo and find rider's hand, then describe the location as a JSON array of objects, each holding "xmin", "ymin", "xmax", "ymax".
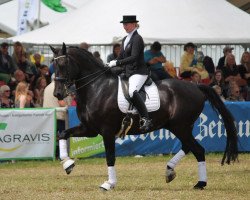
[{"xmin": 108, "ymin": 60, "xmax": 117, "ymax": 67}]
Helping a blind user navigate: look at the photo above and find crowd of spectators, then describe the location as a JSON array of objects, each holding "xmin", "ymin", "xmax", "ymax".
[
  {"xmin": 0, "ymin": 41, "xmax": 249, "ymax": 110},
  {"xmin": 177, "ymin": 42, "xmax": 250, "ymax": 101}
]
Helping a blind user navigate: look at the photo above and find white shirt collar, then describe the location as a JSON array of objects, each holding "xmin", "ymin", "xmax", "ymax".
[{"xmin": 124, "ymin": 28, "xmax": 137, "ymax": 50}]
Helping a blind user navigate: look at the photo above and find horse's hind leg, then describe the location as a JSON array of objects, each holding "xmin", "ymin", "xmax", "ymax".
[
  {"xmin": 187, "ymin": 136, "xmax": 207, "ymax": 190},
  {"xmin": 166, "ymin": 127, "xmax": 207, "ymax": 189},
  {"xmin": 176, "ymin": 131, "xmax": 207, "ymax": 189},
  {"xmin": 166, "ymin": 145, "xmax": 190, "ymax": 183}
]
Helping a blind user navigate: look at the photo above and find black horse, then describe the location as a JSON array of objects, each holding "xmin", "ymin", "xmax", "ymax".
[{"xmin": 50, "ymin": 43, "xmax": 238, "ymax": 190}]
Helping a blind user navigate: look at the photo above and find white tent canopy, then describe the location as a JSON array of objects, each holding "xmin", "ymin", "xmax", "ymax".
[
  {"xmin": 0, "ymin": 0, "xmax": 90, "ymax": 36},
  {"xmin": 9, "ymin": 0, "xmax": 250, "ymax": 45}
]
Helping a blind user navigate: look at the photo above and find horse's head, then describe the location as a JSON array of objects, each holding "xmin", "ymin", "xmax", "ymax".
[{"xmin": 50, "ymin": 43, "xmax": 72, "ymax": 100}]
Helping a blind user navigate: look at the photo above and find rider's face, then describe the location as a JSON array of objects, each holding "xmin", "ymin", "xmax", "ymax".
[{"xmin": 123, "ymin": 23, "xmax": 136, "ymax": 33}]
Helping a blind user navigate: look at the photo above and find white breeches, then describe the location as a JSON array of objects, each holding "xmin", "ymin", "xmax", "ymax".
[{"xmin": 128, "ymin": 74, "xmax": 148, "ymax": 97}]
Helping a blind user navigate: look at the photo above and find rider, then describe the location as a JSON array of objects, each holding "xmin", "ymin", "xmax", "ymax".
[{"xmin": 108, "ymin": 15, "xmax": 153, "ymax": 132}]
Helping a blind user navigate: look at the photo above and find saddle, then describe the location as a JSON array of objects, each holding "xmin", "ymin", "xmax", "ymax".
[
  {"xmin": 120, "ymin": 76, "xmax": 153, "ymax": 105},
  {"xmin": 117, "ymin": 76, "xmax": 160, "ymax": 138}
]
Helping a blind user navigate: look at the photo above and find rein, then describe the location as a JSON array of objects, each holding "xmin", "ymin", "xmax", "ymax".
[{"xmin": 54, "ymin": 54, "xmax": 111, "ymax": 93}]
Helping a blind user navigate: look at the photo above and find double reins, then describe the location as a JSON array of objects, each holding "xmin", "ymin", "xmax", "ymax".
[{"xmin": 53, "ymin": 54, "xmax": 111, "ymax": 93}]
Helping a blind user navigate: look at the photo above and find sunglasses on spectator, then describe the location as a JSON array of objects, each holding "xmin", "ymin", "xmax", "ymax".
[{"xmin": 4, "ymin": 90, "xmax": 10, "ymax": 92}]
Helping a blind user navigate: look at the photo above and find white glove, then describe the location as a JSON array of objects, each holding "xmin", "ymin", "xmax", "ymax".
[{"xmin": 108, "ymin": 60, "xmax": 117, "ymax": 67}]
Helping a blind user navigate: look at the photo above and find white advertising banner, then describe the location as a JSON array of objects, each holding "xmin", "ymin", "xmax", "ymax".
[
  {"xmin": 0, "ymin": 109, "xmax": 56, "ymax": 160},
  {"xmin": 17, "ymin": 0, "xmax": 39, "ymax": 35}
]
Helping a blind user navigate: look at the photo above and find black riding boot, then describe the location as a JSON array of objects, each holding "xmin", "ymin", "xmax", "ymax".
[{"xmin": 131, "ymin": 91, "xmax": 153, "ymax": 132}]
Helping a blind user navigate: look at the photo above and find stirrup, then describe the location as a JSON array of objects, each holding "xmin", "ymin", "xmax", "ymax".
[{"xmin": 139, "ymin": 118, "xmax": 153, "ymax": 132}]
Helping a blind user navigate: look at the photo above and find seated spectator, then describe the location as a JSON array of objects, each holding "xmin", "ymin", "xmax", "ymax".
[
  {"xmin": 203, "ymin": 55, "xmax": 215, "ymax": 78},
  {"xmin": 31, "ymin": 52, "xmax": 44, "ymax": 69},
  {"xmin": 238, "ymin": 51, "xmax": 250, "ymax": 85},
  {"xmin": 221, "ymin": 53, "xmax": 246, "ymax": 87},
  {"xmin": 33, "ymin": 77, "xmax": 47, "ymax": 107},
  {"xmin": 195, "ymin": 51, "xmax": 209, "ymax": 81},
  {"xmin": 93, "ymin": 51, "xmax": 103, "ymax": 64},
  {"xmin": 163, "ymin": 61, "xmax": 177, "ymax": 78},
  {"xmin": 12, "ymin": 41, "xmax": 26, "ymax": 66},
  {"xmin": 107, "ymin": 43, "xmax": 121, "ymax": 63},
  {"xmin": 39, "ymin": 64, "xmax": 51, "ymax": 84},
  {"xmin": 0, "ymin": 85, "xmax": 15, "ymax": 108},
  {"xmin": 190, "ymin": 71, "xmax": 201, "ymax": 84},
  {"xmin": 0, "ymin": 42, "xmax": 17, "ymax": 84},
  {"xmin": 212, "ymin": 85, "xmax": 225, "ymax": 102},
  {"xmin": 179, "ymin": 42, "xmax": 209, "ymax": 80},
  {"xmin": 144, "ymin": 41, "xmax": 171, "ymax": 81},
  {"xmin": 17, "ymin": 52, "xmax": 39, "ymax": 87},
  {"xmin": 15, "ymin": 81, "xmax": 33, "ymax": 108},
  {"xmin": 79, "ymin": 42, "xmax": 90, "ymax": 51},
  {"xmin": 217, "ymin": 46, "xmax": 234, "ymax": 70},
  {"xmin": 209, "ymin": 70, "xmax": 228, "ymax": 98},
  {"xmin": 226, "ymin": 84, "xmax": 245, "ymax": 101}
]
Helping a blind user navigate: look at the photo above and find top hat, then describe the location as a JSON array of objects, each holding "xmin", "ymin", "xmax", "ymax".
[{"xmin": 120, "ymin": 15, "xmax": 139, "ymax": 23}]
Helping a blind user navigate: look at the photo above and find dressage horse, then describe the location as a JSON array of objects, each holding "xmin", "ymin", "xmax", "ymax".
[{"xmin": 50, "ymin": 43, "xmax": 238, "ymax": 190}]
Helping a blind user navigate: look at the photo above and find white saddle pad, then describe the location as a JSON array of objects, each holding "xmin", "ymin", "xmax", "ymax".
[{"xmin": 117, "ymin": 77, "xmax": 160, "ymax": 114}]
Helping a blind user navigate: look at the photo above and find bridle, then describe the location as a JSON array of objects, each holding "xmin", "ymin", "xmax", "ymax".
[{"xmin": 53, "ymin": 54, "xmax": 110, "ymax": 94}]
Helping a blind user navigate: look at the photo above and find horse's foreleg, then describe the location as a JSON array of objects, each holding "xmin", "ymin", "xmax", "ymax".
[
  {"xmin": 100, "ymin": 134, "xmax": 117, "ymax": 191},
  {"xmin": 59, "ymin": 124, "xmax": 87, "ymax": 174}
]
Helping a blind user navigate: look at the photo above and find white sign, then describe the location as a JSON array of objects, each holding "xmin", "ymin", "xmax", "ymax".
[
  {"xmin": 0, "ymin": 109, "xmax": 55, "ymax": 160},
  {"xmin": 17, "ymin": 0, "xmax": 39, "ymax": 35}
]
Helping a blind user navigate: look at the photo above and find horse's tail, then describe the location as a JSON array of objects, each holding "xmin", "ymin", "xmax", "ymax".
[{"xmin": 198, "ymin": 84, "xmax": 238, "ymax": 165}]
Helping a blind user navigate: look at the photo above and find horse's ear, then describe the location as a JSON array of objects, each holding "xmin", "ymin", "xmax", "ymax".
[
  {"xmin": 49, "ymin": 45, "xmax": 57, "ymax": 54},
  {"xmin": 62, "ymin": 43, "xmax": 67, "ymax": 55}
]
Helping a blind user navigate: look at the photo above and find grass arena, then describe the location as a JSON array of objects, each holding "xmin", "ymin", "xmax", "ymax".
[{"xmin": 0, "ymin": 153, "xmax": 249, "ymax": 200}]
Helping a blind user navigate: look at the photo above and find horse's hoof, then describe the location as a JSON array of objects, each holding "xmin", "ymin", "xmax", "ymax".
[
  {"xmin": 166, "ymin": 168, "xmax": 176, "ymax": 183},
  {"xmin": 193, "ymin": 181, "xmax": 207, "ymax": 190},
  {"xmin": 61, "ymin": 158, "xmax": 75, "ymax": 175},
  {"xmin": 99, "ymin": 181, "xmax": 115, "ymax": 191}
]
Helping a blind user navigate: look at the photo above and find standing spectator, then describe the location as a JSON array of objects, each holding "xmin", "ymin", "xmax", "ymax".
[
  {"xmin": 144, "ymin": 41, "xmax": 171, "ymax": 81},
  {"xmin": 0, "ymin": 42, "xmax": 17, "ymax": 84},
  {"xmin": 0, "ymin": 85, "xmax": 15, "ymax": 108},
  {"xmin": 107, "ymin": 43, "xmax": 121, "ymax": 63},
  {"xmin": 217, "ymin": 46, "xmax": 234, "ymax": 70},
  {"xmin": 43, "ymin": 74, "xmax": 71, "ymax": 158}
]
